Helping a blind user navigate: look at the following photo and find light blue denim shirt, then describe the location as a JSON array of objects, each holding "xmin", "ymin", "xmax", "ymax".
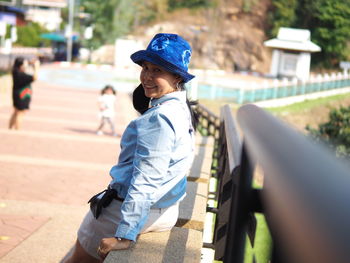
[{"xmin": 109, "ymin": 91, "xmax": 195, "ymax": 241}]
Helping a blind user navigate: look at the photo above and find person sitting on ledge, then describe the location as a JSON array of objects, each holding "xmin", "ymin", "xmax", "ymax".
[{"xmin": 63, "ymin": 33, "xmax": 198, "ymax": 263}]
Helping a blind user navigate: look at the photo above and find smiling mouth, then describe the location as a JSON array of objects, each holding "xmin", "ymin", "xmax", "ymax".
[{"xmin": 144, "ymin": 85, "xmax": 157, "ymax": 90}]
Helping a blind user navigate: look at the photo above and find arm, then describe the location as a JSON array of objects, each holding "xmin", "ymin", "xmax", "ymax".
[
  {"xmin": 116, "ymin": 112, "xmax": 175, "ymax": 240},
  {"xmin": 97, "ymin": 112, "xmax": 176, "ymax": 258},
  {"xmin": 32, "ymin": 59, "xmax": 40, "ymax": 81}
]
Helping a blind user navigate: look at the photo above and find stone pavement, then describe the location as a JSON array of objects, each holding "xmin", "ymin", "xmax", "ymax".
[{"xmin": 0, "ymin": 69, "xmax": 138, "ymax": 263}]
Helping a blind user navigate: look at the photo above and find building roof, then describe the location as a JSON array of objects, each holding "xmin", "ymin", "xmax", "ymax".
[
  {"xmin": 3, "ymin": 5, "xmax": 26, "ymax": 14},
  {"xmin": 22, "ymin": 0, "xmax": 67, "ymax": 8},
  {"xmin": 41, "ymin": 32, "xmax": 79, "ymax": 42},
  {"xmin": 264, "ymin": 27, "xmax": 321, "ymax": 52}
]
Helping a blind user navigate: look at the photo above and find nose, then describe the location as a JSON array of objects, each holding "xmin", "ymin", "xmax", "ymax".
[{"xmin": 142, "ymin": 70, "xmax": 153, "ymax": 81}]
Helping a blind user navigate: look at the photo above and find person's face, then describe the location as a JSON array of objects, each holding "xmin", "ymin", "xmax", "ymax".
[
  {"xmin": 20, "ymin": 60, "xmax": 28, "ymax": 72},
  {"xmin": 140, "ymin": 61, "xmax": 181, "ymax": 98},
  {"xmin": 105, "ymin": 88, "xmax": 113, "ymax": 94}
]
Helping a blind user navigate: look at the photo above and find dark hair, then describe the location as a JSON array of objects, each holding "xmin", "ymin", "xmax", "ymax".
[
  {"xmin": 186, "ymin": 98, "xmax": 199, "ymax": 131},
  {"xmin": 132, "ymin": 83, "xmax": 198, "ymax": 131},
  {"xmin": 12, "ymin": 57, "xmax": 25, "ymax": 75},
  {"xmin": 101, "ymin": 85, "xmax": 116, "ymax": 95},
  {"xmin": 178, "ymin": 82, "xmax": 198, "ymax": 131},
  {"xmin": 132, "ymin": 84, "xmax": 150, "ymax": 115}
]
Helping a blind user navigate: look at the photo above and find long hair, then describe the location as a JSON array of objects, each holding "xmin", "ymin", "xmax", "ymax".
[
  {"xmin": 132, "ymin": 84, "xmax": 150, "ymax": 115},
  {"xmin": 178, "ymin": 82, "xmax": 198, "ymax": 131},
  {"xmin": 186, "ymin": 98, "xmax": 199, "ymax": 132},
  {"xmin": 12, "ymin": 57, "xmax": 25, "ymax": 75}
]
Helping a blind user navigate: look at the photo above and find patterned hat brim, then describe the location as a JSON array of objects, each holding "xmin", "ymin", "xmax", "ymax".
[{"xmin": 131, "ymin": 50, "xmax": 195, "ymax": 83}]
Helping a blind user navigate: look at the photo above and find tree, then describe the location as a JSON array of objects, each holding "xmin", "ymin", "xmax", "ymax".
[
  {"xmin": 80, "ymin": 0, "xmax": 164, "ymax": 47},
  {"xmin": 7, "ymin": 22, "xmax": 50, "ymax": 47},
  {"xmin": 79, "ymin": 0, "xmax": 214, "ymax": 48},
  {"xmin": 307, "ymin": 106, "xmax": 350, "ymax": 159},
  {"xmin": 168, "ymin": 0, "xmax": 211, "ymax": 10},
  {"xmin": 305, "ymin": 0, "xmax": 350, "ymax": 67},
  {"xmin": 80, "ymin": 0, "xmax": 122, "ymax": 47},
  {"xmin": 268, "ymin": 0, "xmax": 299, "ymax": 37},
  {"xmin": 269, "ymin": 0, "xmax": 350, "ymax": 68}
]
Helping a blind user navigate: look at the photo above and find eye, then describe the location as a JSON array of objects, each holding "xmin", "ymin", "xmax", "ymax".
[{"xmin": 153, "ymin": 67, "xmax": 161, "ymax": 73}]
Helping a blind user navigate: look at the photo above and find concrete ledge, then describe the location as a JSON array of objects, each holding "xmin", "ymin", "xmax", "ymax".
[
  {"xmin": 104, "ymin": 227, "xmax": 202, "ymax": 263},
  {"xmin": 189, "ymin": 145, "xmax": 213, "ymax": 182},
  {"xmin": 195, "ymin": 133, "xmax": 215, "ymax": 147},
  {"xmin": 189, "ymin": 135, "xmax": 215, "ymax": 182},
  {"xmin": 105, "ymin": 133, "xmax": 213, "ymax": 263},
  {"xmin": 176, "ymin": 181, "xmax": 208, "ymax": 231}
]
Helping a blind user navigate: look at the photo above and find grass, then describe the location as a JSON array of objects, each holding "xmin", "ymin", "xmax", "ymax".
[
  {"xmin": 199, "ymin": 93, "xmax": 350, "ymax": 117},
  {"xmin": 244, "ymin": 214, "xmax": 272, "ymax": 263},
  {"xmin": 198, "ymin": 99, "xmax": 239, "ymax": 116},
  {"xmin": 201, "ymin": 92, "xmax": 350, "ymax": 262},
  {"xmin": 200, "ymin": 94, "xmax": 350, "ymax": 263},
  {"xmin": 207, "ymin": 173, "xmax": 271, "ymax": 263},
  {"xmin": 210, "ymin": 213, "xmax": 272, "ymax": 263},
  {"xmin": 264, "ymin": 93, "xmax": 350, "ymax": 114}
]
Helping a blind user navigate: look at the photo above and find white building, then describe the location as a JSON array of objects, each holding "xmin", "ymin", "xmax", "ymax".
[
  {"xmin": 264, "ymin": 27, "xmax": 321, "ymax": 81},
  {"xmin": 23, "ymin": 0, "xmax": 67, "ymax": 31}
]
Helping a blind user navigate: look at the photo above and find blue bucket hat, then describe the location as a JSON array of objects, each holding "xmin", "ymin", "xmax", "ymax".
[{"xmin": 130, "ymin": 33, "xmax": 195, "ymax": 83}]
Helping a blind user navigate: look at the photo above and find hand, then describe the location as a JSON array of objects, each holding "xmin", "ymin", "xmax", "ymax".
[
  {"xmin": 33, "ymin": 59, "xmax": 40, "ymax": 68},
  {"xmin": 97, "ymin": 237, "xmax": 132, "ymax": 259}
]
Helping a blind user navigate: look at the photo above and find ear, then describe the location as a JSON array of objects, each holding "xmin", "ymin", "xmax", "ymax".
[
  {"xmin": 175, "ymin": 75, "xmax": 182, "ymax": 81},
  {"xmin": 172, "ymin": 74, "xmax": 182, "ymax": 85}
]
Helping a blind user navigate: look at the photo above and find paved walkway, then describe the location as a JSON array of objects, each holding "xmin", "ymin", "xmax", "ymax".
[{"xmin": 0, "ymin": 67, "xmax": 138, "ymax": 262}]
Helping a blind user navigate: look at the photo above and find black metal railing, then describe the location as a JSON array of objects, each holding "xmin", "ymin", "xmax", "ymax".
[
  {"xmin": 203, "ymin": 105, "xmax": 246, "ymax": 257},
  {"xmin": 195, "ymin": 103, "xmax": 220, "ymax": 189},
  {"xmin": 236, "ymin": 104, "xmax": 350, "ymax": 263},
  {"xmin": 196, "ymin": 104, "xmax": 220, "ymax": 138},
  {"xmin": 199, "ymin": 102, "xmax": 350, "ymax": 263}
]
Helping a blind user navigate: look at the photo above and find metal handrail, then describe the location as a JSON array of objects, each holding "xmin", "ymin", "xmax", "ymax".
[
  {"xmin": 203, "ymin": 105, "xmax": 245, "ymax": 260},
  {"xmin": 220, "ymin": 105, "xmax": 241, "ymax": 169},
  {"xmin": 237, "ymin": 104, "xmax": 350, "ymax": 263}
]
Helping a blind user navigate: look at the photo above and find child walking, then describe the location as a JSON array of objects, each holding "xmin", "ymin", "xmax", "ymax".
[{"xmin": 96, "ymin": 85, "xmax": 117, "ymax": 136}]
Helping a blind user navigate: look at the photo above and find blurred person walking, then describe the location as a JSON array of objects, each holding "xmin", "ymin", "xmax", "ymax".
[
  {"xmin": 96, "ymin": 85, "xmax": 117, "ymax": 136},
  {"xmin": 8, "ymin": 57, "xmax": 40, "ymax": 130}
]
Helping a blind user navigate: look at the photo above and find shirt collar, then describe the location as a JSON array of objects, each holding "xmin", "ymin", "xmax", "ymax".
[{"xmin": 150, "ymin": 91, "xmax": 187, "ymax": 107}]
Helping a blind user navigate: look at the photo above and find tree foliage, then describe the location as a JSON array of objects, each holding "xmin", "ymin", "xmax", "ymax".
[
  {"xmin": 79, "ymin": 0, "xmax": 212, "ymax": 48},
  {"xmin": 308, "ymin": 0, "xmax": 350, "ymax": 66},
  {"xmin": 5, "ymin": 22, "xmax": 49, "ymax": 47},
  {"xmin": 268, "ymin": 0, "xmax": 298, "ymax": 37},
  {"xmin": 306, "ymin": 106, "xmax": 350, "ymax": 159},
  {"xmin": 269, "ymin": 0, "xmax": 350, "ymax": 68},
  {"xmin": 168, "ymin": 0, "xmax": 211, "ymax": 10}
]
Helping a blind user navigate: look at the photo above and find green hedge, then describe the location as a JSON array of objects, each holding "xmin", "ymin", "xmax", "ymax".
[{"xmin": 6, "ymin": 22, "xmax": 50, "ymax": 47}]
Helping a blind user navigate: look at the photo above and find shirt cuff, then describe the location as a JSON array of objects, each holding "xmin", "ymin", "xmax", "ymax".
[{"xmin": 115, "ymin": 224, "xmax": 138, "ymax": 242}]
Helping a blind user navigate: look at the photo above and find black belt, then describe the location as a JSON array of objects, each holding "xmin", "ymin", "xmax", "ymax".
[{"xmin": 88, "ymin": 187, "xmax": 124, "ymax": 219}]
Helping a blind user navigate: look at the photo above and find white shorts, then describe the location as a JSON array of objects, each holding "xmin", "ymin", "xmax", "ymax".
[{"xmin": 77, "ymin": 199, "xmax": 179, "ymax": 259}]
